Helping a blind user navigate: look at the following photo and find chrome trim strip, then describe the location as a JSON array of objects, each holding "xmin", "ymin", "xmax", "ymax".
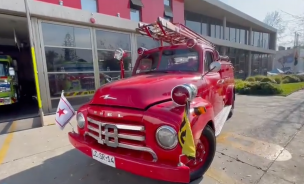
[
  {"xmin": 86, "ymin": 131, "xmax": 157, "ymax": 162},
  {"xmin": 88, "ymin": 125, "xmax": 145, "ymax": 141},
  {"xmin": 87, "ymin": 117, "xmax": 145, "ymax": 131}
]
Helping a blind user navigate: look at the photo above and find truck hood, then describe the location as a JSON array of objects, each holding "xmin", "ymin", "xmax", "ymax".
[{"xmin": 90, "ymin": 73, "xmax": 202, "ymax": 109}]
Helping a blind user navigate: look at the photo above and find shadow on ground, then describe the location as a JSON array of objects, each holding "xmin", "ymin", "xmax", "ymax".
[{"xmin": 0, "ymin": 148, "xmax": 203, "ymax": 184}]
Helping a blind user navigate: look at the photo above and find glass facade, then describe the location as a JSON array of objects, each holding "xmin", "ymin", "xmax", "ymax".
[
  {"xmin": 40, "ymin": 16, "xmax": 275, "ymax": 112},
  {"xmin": 184, "ymin": 11, "xmax": 273, "ymax": 50}
]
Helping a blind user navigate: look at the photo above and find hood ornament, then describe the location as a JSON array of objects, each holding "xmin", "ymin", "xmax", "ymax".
[{"xmin": 100, "ymin": 94, "xmax": 117, "ymax": 100}]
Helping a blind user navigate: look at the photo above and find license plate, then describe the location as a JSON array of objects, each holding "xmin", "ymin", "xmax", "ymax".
[{"xmin": 92, "ymin": 149, "xmax": 116, "ymax": 168}]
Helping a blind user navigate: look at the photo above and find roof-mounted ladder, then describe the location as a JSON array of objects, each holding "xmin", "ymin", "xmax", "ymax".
[{"xmin": 136, "ymin": 17, "xmax": 215, "ymax": 48}]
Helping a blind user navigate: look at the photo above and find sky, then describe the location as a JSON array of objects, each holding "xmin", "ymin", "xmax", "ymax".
[{"xmin": 220, "ymin": 0, "xmax": 304, "ymax": 47}]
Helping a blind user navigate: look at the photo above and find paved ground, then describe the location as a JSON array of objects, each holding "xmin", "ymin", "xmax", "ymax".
[{"xmin": 0, "ymin": 90, "xmax": 303, "ymax": 184}]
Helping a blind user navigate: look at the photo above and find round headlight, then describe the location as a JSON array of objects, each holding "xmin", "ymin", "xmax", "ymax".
[
  {"xmin": 77, "ymin": 112, "xmax": 85, "ymax": 128},
  {"xmin": 156, "ymin": 125, "xmax": 178, "ymax": 149}
]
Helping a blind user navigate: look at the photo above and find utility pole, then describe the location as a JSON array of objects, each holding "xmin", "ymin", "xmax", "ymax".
[{"xmin": 24, "ymin": 0, "xmax": 44, "ymax": 125}]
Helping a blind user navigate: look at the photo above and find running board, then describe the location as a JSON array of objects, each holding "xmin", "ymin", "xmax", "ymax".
[{"xmin": 214, "ymin": 105, "xmax": 232, "ymax": 136}]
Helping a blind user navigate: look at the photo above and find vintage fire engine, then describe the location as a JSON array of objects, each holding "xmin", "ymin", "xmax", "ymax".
[{"xmin": 68, "ymin": 17, "xmax": 235, "ymax": 183}]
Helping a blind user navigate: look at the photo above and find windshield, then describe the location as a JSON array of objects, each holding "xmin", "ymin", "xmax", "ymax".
[
  {"xmin": 135, "ymin": 48, "xmax": 199, "ymax": 74},
  {"xmin": 0, "ymin": 62, "xmax": 9, "ymax": 77}
]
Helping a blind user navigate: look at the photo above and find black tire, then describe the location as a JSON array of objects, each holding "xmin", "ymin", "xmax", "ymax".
[{"xmin": 190, "ymin": 125, "xmax": 216, "ymax": 182}]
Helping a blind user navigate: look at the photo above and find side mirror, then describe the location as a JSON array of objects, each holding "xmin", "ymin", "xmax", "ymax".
[
  {"xmin": 209, "ymin": 62, "xmax": 221, "ymax": 72},
  {"xmin": 9, "ymin": 67, "xmax": 15, "ymax": 76},
  {"xmin": 114, "ymin": 48, "xmax": 127, "ymax": 61}
]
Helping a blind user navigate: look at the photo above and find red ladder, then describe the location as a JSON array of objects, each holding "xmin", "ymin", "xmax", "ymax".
[{"xmin": 136, "ymin": 17, "xmax": 215, "ymax": 47}]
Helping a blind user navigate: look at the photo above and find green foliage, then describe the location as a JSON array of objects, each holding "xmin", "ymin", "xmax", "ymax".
[
  {"xmin": 282, "ymin": 75, "xmax": 301, "ymax": 83},
  {"xmin": 253, "ymin": 75, "xmax": 266, "ymax": 81},
  {"xmin": 245, "ymin": 77, "xmax": 255, "ymax": 82},
  {"xmin": 238, "ymin": 82, "xmax": 282, "ymax": 95},
  {"xmin": 296, "ymin": 75, "xmax": 304, "ymax": 82},
  {"xmin": 270, "ymin": 76, "xmax": 282, "ymax": 84},
  {"xmin": 235, "ymin": 79, "xmax": 249, "ymax": 93},
  {"xmin": 260, "ymin": 77, "xmax": 277, "ymax": 83}
]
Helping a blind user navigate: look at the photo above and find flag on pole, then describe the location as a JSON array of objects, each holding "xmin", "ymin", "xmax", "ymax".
[
  {"xmin": 55, "ymin": 91, "xmax": 75, "ymax": 130},
  {"xmin": 178, "ymin": 109, "xmax": 196, "ymax": 159}
]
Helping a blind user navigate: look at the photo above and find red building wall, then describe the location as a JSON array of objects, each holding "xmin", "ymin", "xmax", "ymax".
[
  {"xmin": 141, "ymin": 0, "xmax": 164, "ymax": 23},
  {"xmin": 36, "ymin": 0, "xmax": 81, "ymax": 9},
  {"xmin": 97, "ymin": 0, "xmax": 131, "ymax": 19},
  {"xmin": 36, "ymin": 0, "xmax": 184, "ymax": 24},
  {"xmin": 172, "ymin": 0, "xmax": 184, "ymax": 24}
]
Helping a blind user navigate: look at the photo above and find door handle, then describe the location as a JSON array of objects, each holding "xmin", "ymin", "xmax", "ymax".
[{"xmin": 217, "ymin": 79, "xmax": 224, "ymax": 84}]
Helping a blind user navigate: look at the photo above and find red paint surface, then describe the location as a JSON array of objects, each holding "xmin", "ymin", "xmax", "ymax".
[
  {"xmin": 172, "ymin": 0, "xmax": 184, "ymax": 24},
  {"xmin": 36, "ymin": 0, "xmax": 81, "ymax": 9},
  {"xmin": 141, "ymin": 0, "xmax": 164, "ymax": 23},
  {"xmin": 97, "ymin": 0, "xmax": 130, "ymax": 19}
]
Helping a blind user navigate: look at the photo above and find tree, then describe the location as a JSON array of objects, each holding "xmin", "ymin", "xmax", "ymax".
[{"xmin": 263, "ymin": 11, "xmax": 286, "ymax": 42}]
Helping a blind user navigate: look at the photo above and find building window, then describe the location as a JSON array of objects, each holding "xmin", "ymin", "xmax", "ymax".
[
  {"xmin": 41, "ymin": 22, "xmax": 95, "ymax": 109},
  {"xmin": 164, "ymin": 0, "xmax": 173, "ymax": 21},
  {"xmin": 164, "ymin": 0, "xmax": 170, "ymax": 6},
  {"xmin": 95, "ymin": 30, "xmax": 132, "ymax": 85},
  {"xmin": 137, "ymin": 35, "xmax": 160, "ymax": 50},
  {"xmin": 81, "ymin": 0, "xmax": 97, "ymax": 12},
  {"xmin": 185, "ymin": 20, "xmax": 201, "ymax": 34},
  {"xmin": 130, "ymin": 0, "xmax": 143, "ymax": 21},
  {"xmin": 130, "ymin": 9, "xmax": 141, "ymax": 21}
]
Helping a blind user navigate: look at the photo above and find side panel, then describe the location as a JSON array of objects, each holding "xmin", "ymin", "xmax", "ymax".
[
  {"xmin": 98, "ymin": 0, "xmax": 130, "ymax": 19},
  {"xmin": 36, "ymin": 0, "xmax": 81, "ymax": 9},
  {"xmin": 190, "ymin": 97, "xmax": 215, "ymax": 144},
  {"xmin": 172, "ymin": 0, "xmax": 184, "ymax": 24}
]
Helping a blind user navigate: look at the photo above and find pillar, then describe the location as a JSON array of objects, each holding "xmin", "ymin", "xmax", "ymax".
[
  {"xmin": 248, "ymin": 51, "xmax": 252, "ymax": 77},
  {"xmin": 222, "ymin": 16, "xmax": 227, "ymax": 55}
]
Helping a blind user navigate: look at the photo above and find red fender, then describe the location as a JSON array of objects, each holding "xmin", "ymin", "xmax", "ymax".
[
  {"xmin": 225, "ymin": 85, "xmax": 235, "ymax": 106},
  {"xmin": 190, "ymin": 97, "xmax": 215, "ymax": 144}
]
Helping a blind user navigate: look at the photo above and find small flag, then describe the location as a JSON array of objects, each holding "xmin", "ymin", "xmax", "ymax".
[
  {"xmin": 55, "ymin": 91, "xmax": 75, "ymax": 130},
  {"xmin": 178, "ymin": 109, "xmax": 196, "ymax": 159}
]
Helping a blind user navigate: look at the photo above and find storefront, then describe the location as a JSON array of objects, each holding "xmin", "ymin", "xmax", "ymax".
[{"xmin": 36, "ymin": 20, "xmax": 160, "ymax": 114}]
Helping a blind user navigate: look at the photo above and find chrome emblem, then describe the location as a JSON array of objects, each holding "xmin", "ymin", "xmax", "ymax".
[{"xmin": 100, "ymin": 94, "xmax": 117, "ymax": 100}]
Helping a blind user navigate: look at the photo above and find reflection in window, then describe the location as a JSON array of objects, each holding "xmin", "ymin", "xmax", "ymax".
[
  {"xmin": 263, "ymin": 33, "xmax": 269, "ymax": 49},
  {"xmin": 202, "ymin": 23, "xmax": 208, "ymax": 36},
  {"xmin": 225, "ymin": 27, "xmax": 229, "ymax": 40},
  {"xmin": 210, "ymin": 25, "xmax": 216, "ymax": 38},
  {"xmin": 100, "ymin": 71, "xmax": 132, "ymax": 86},
  {"xmin": 240, "ymin": 29, "xmax": 245, "ymax": 44},
  {"xmin": 44, "ymin": 47, "xmax": 93, "ymax": 72},
  {"xmin": 185, "ymin": 20, "xmax": 201, "ymax": 34},
  {"xmin": 81, "ymin": 0, "xmax": 97, "ymax": 12},
  {"xmin": 48, "ymin": 73, "xmax": 95, "ymax": 98},
  {"xmin": 95, "ymin": 30, "xmax": 131, "ymax": 50},
  {"xmin": 253, "ymin": 31, "xmax": 260, "ymax": 47},
  {"xmin": 215, "ymin": 25, "xmax": 221, "ymax": 39},
  {"xmin": 98, "ymin": 50, "xmax": 132, "ymax": 71},
  {"xmin": 130, "ymin": 9, "xmax": 140, "ymax": 21},
  {"xmin": 164, "ymin": 0, "xmax": 170, "ymax": 6},
  {"xmin": 235, "ymin": 29, "xmax": 239, "ymax": 43},
  {"xmin": 137, "ymin": 35, "xmax": 160, "ymax": 49},
  {"xmin": 41, "ymin": 23, "xmax": 92, "ymax": 48},
  {"xmin": 229, "ymin": 28, "xmax": 235, "ymax": 42}
]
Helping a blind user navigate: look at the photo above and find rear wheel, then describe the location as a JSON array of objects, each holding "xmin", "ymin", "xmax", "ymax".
[{"xmin": 188, "ymin": 125, "xmax": 216, "ymax": 182}]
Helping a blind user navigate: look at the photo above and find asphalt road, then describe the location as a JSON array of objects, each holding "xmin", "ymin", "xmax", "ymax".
[{"xmin": 0, "ymin": 90, "xmax": 303, "ymax": 184}]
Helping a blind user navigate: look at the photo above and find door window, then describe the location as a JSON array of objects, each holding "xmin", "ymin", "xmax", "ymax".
[{"xmin": 204, "ymin": 51, "xmax": 213, "ymax": 72}]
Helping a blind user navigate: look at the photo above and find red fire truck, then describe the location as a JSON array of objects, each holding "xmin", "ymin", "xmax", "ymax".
[{"xmin": 68, "ymin": 17, "xmax": 235, "ymax": 183}]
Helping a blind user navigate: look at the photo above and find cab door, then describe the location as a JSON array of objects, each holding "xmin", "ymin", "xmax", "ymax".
[{"xmin": 203, "ymin": 50, "xmax": 224, "ymax": 117}]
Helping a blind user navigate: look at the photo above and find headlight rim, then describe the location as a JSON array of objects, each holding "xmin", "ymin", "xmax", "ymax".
[
  {"xmin": 76, "ymin": 112, "xmax": 85, "ymax": 129},
  {"xmin": 155, "ymin": 125, "xmax": 178, "ymax": 150}
]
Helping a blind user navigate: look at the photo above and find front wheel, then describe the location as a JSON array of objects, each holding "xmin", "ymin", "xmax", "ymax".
[{"xmin": 188, "ymin": 125, "xmax": 216, "ymax": 182}]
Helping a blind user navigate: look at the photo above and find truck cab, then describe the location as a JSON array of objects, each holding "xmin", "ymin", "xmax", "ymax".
[
  {"xmin": 0, "ymin": 55, "xmax": 18, "ymax": 105},
  {"xmin": 68, "ymin": 17, "xmax": 235, "ymax": 183}
]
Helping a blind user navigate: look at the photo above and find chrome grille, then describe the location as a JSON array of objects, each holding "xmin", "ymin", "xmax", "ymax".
[{"xmin": 85, "ymin": 117, "xmax": 157, "ymax": 162}]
